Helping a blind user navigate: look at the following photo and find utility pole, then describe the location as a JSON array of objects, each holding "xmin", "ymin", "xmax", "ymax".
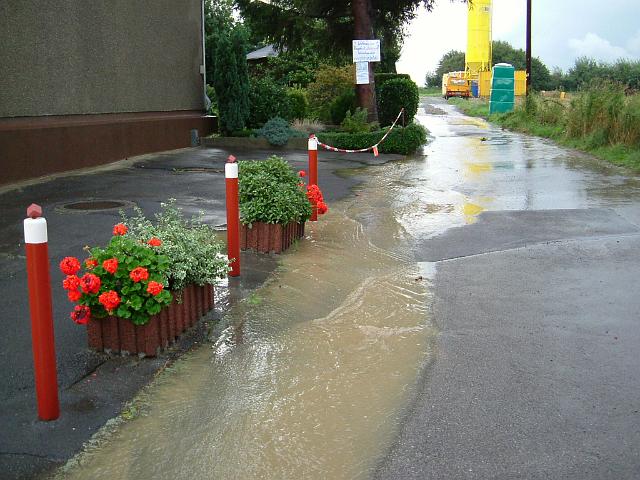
[
  {"xmin": 351, "ymin": 0, "xmax": 378, "ymax": 122},
  {"xmin": 526, "ymin": 0, "xmax": 532, "ymax": 95}
]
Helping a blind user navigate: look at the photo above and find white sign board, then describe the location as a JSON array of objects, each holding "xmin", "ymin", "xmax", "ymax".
[
  {"xmin": 352, "ymin": 40, "xmax": 380, "ymax": 63},
  {"xmin": 355, "ymin": 62, "xmax": 369, "ymax": 84}
]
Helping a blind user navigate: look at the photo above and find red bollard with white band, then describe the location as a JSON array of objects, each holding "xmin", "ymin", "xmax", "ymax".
[
  {"xmin": 23, "ymin": 203, "xmax": 60, "ymax": 421},
  {"xmin": 225, "ymin": 155, "xmax": 240, "ymax": 277},
  {"xmin": 308, "ymin": 135, "xmax": 318, "ymax": 221}
]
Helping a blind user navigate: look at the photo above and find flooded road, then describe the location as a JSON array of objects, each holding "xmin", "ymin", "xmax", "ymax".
[
  {"xmin": 58, "ymin": 164, "xmax": 436, "ymax": 479},
  {"xmin": 57, "ymin": 98, "xmax": 640, "ymax": 479}
]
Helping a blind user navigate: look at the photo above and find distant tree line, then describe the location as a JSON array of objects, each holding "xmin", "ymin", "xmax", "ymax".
[{"xmin": 425, "ymin": 41, "xmax": 640, "ymax": 92}]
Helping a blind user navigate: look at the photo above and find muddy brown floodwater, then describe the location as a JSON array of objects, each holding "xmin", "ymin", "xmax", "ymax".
[{"xmin": 56, "ymin": 159, "xmax": 436, "ymax": 479}]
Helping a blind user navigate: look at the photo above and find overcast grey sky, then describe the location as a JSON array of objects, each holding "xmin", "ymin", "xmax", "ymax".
[{"xmin": 396, "ymin": 0, "xmax": 640, "ymax": 84}]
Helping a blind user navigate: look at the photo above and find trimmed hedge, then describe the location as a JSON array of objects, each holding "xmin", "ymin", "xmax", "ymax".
[
  {"xmin": 317, "ymin": 122, "xmax": 427, "ymax": 156},
  {"xmin": 378, "ymin": 78, "xmax": 420, "ymax": 127},
  {"xmin": 375, "ymin": 73, "xmax": 412, "ymax": 99}
]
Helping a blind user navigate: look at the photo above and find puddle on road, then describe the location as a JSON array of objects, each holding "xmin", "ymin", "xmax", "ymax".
[{"xmin": 58, "ymin": 164, "xmax": 435, "ymax": 480}]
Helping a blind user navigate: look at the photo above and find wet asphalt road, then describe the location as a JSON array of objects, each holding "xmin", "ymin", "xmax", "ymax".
[
  {"xmin": 0, "ymin": 145, "xmax": 400, "ymax": 479},
  {"xmin": 375, "ymin": 98, "xmax": 640, "ymax": 479}
]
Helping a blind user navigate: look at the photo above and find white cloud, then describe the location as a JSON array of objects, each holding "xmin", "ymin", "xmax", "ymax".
[{"xmin": 568, "ymin": 32, "xmax": 631, "ymax": 61}]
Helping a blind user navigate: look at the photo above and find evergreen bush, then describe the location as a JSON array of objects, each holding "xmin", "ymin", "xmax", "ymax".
[
  {"xmin": 248, "ymin": 77, "xmax": 292, "ymax": 128},
  {"xmin": 287, "ymin": 88, "xmax": 308, "ymax": 120},
  {"xmin": 212, "ymin": 31, "xmax": 250, "ymax": 133},
  {"xmin": 330, "ymin": 90, "xmax": 358, "ymax": 125},
  {"xmin": 378, "ymin": 78, "xmax": 420, "ymax": 127}
]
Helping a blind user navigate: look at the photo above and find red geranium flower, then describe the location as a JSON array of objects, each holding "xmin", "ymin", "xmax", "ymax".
[
  {"xmin": 146, "ymin": 281, "xmax": 164, "ymax": 296},
  {"xmin": 85, "ymin": 258, "xmax": 98, "ymax": 269},
  {"xmin": 102, "ymin": 258, "xmax": 118, "ymax": 274},
  {"xmin": 147, "ymin": 237, "xmax": 162, "ymax": 247},
  {"xmin": 98, "ymin": 290, "xmax": 120, "ymax": 313},
  {"xmin": 62, "ymin": 275, "xmax": 81, "ymax": 291},
  {"xmin": 70, "ymin": 305, "xmax": 91, "ymax": 325},
  {"xmin": 67, "ymin": 289, "xmax": 82, "ymax": 302},
  {"xmin": 129, "ymin": 267, "xmax": 149, "ymax": 283},
  {"xmin": 306, "ymin": 184, "xmax": 324, "ymax": 205},
  {"xmin": 298, "ymin": 170, "xmax": 307, "ymax": 177},
  {"xmin": 317, "ymin": 202, "xmax": 329, "ymax": 215},
  {"xmin": 59, "ymin": 257, "xmax": 81, "ymax": 275},
  {"xmin": 79, "ymin": 273, "xmax": 101, "ymax": 294},
  {"xmin": 113, "ymin": 223, "xmax": 128, "ymax": 236}
]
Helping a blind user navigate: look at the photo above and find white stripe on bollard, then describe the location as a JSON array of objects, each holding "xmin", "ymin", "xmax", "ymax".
[
  {"xmin": 225, "ymin": 162, "xmax": 239, "ymax": 179},
  {"xmin": 24, "ymin": 217, "xmax": 48, "ymax": 244}
]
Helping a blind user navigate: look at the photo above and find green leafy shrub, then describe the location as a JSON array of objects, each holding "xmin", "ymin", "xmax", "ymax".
[
  {"xmin": 307, "ymin": 64, "xmax": 355, "ymax": 122},
  {"xmin": 122, "ymin": 200, "xmax": 230, "ymax": 290},
  {"xmin": 374, "ymin": 73, "xmax": 411, "ymax": 98},
  {"xmin": 239, "ymin": 156, "xmax": 312, "ymax": 225},
  {"xmin": 330, "ymin": 89, "xmax": 358, "ymax": 125},
  {"xmin": 318, "ymin": 122, "xmax": 427, "ymax": 155},
  {"xmin": 378, "ymin": 78, "xmax": 420, "ymax": 127},
  {"xmin": 248, "ymin": 77, "xmax": 292, "ymax": 127},
  {"xmin": 340, "ymin": 108, "xmax": 375, "ymax": 134},
  {"xmin": 287, "ymin": 87, "xmax": 308, "ymax": 120},
  {"xmin": 257, "ymin": 117, "xmax": 305, "ymax": 145},
  {"xmin": 230, "ymin": 128, "xmax": 255, "ymax": 137}
]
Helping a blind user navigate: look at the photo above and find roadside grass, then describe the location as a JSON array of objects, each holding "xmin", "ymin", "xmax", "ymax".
[
  {"xmin": 419, "ymin": 86, "xmax": 442, "ymax": 97},
  {"xmin": 447, "ymin": 86, "xmax": 640, "ymax": 172}
]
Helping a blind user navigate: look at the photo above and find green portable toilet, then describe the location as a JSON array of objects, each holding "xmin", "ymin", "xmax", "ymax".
[{"xmin": 489, "ymin": 63, "xmax": 515, "ymax": 114}]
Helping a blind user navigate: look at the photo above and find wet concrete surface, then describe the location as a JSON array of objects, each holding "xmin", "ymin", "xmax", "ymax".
[
  {"xmin": 0, "ymin": 146, "xmax": 401, "ymax": 479},
  {"xmin": 375, "ymin": 98, "xmax": 640, "ymax": 478}
]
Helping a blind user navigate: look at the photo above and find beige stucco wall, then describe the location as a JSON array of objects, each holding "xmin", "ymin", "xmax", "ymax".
[{"xmin": 0, "ymin": 0, "xmax": 204, "ymax": 118}]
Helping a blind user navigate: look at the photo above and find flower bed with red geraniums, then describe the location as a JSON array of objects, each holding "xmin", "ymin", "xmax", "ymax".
[
  {"xmin": 238, "ymin": 157, "xmax": 327, "ymax": 254},
  {"xmin": 60, "ymin": 223, "xmax": 177, "ymax": 356}
]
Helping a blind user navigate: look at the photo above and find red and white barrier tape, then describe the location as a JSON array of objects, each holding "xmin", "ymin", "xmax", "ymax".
[{"xmin": 313, "ymin": 108, "xmax": 405, "ymax": 156}]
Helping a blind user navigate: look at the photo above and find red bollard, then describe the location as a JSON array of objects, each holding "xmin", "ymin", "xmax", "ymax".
[
  {"xmin": 225, "ymin": 156, "xmax": 240, "ymax": 277},
  {"xmin": 23, "ymin": 204, "xmax": 60, "ymax": 421},
  {"xmin": 308, "ymin": 135, "xmax": 318, "ymax": 221}
]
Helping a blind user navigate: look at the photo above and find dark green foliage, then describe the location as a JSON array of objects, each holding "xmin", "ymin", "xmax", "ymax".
[
  {"xmin": 378, "ymin": 78, "xmax": 419, "ymax": 126},
  {"xmin": 231, "ymin": 29, "xmax": 250, "ymax": 123},
  {"xmin": 235, "ymin": 0, "xmax": 448, "ymax": 61},
  {"xmin": 375, "ymin": 73, "xmax": 412, "ymax": 99},
  {"xmin": 248, "ymin": 77, "xmax": 292, "ymax": 128},
  {"xmin": 340, "ymin": 108, "xmax": 375, "ymax": 134},
  {"xmin": 560, "ymin": 57, "xmax": 640, "ymax": 91},
  {"xmin": 238, "ymin": 156, "xmax": 312, "ymax": 225},
  {"xmin": 318, "ymin": 122, "xmax": 427, "ymax": 155},
  {"xmin": 212, "ymin": 31, "xmax": 250, "ymax": 133},
  {"xmin": 375, "ymin": 73, "xmax": 411, "ymax": 86},
  {"xmin": 204, "ymin": 0, "xmax": 235, "ymax": 102},
  {"xmin": 287, "ymin": 88, "xmax": 308, "ymax": 120},
  {"xmin": 491, "ymin": 40, "xmax": 552, "ymax": 91},
  {"xmin": 254, "ymin": 47, "xmax": 321, "ymax": 88},
  {"xmin": 330, "ymin": 90, "xmax": 358, "ymax": 125},
  {"xmin": 230, "ymin": 128, "xmax": 255, "ymax": 137}
]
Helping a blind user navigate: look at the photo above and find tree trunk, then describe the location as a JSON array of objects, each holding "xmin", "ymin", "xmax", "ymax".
[{"xmin": 351, "ymin": 0, "xmax": 378, "ymax": 122}]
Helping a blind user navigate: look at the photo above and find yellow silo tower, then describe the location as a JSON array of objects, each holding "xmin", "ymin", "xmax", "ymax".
[{"xmin": 465, "ymin": 0, "xmax": 492, "ymax": 76}]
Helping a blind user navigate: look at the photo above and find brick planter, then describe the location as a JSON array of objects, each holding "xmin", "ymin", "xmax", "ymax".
[
  {"xmin": 86, "ymin": 284, "xmax": 215, "ymax": 357},
  {"xmin": 240, "ymin": 221, "xmax": 305, "ymax": 254}
]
